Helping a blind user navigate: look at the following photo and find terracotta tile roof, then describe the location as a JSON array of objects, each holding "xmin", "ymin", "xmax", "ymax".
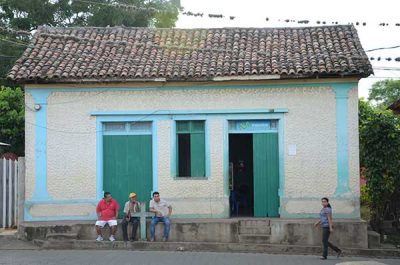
[{"xmin": 8, "ymin": 25, "xmax": 373, "ymax": 83}]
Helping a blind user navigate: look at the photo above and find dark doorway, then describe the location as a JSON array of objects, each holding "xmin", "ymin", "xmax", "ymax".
[{"xmin": 229, "ymin": 134, "xmax": 254, "ymax": 217}]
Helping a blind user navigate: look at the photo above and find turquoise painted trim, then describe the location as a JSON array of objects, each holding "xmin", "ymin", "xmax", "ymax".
[
  {"xmin": 96, "ymin": 120, "xmax": 103, "ymax": 200},
  {"xmin": 24, "ymin": 199, "xmax": 98, "ymax": 221},
  {"xmin": 223, "ymin": 120, "xmax": 229, "ymax": 197},
  {"xmin": 170, "ymin": 121, "xmax": 177, "ymax": 178},
  {"xmin": 223, "ymin": 113, "xmax": 286, "ymax": 215},
  {"xmin": 280, "ymin": 196, "xmax": 360, "ymax": 219},
  {"xmin": 229, "ymin": 129, "xmax": 278, "ymax": 134},
  {"xmin": 28, "ymin": 89, "xmax": 51, "ymax": 201},
  {"xmin": 171, "ymin": 213, "xmax": 228, "ymax": 218},
  {"xmin": 27, "ymin": 81, "xmax": 357, "ymax": 93},
  {"xmin": 95, "ymin": 117, "xmax": 159, "ymax": 200},
  {"xmin": 102, "ymin": 131, "xmax": 152, "ymax": 136},
  {"xmin": 205, "ymin": 120, "xmax": 211, "ymax": 178},
  {"xmin": 332, "ymin": 83, "xmax": 354, "ymax": 196},
  {"xmin": 91, "ymin": 109, "xmax": 288, "ymax": 116},
  {"xmin": 278, "ymin": 117, "xmax": 285, "ymax": 201},
  {"xmin": 152, "ymin": 120, "xmax": 158, "ymax": 195},
  {"xmin": 170, "ymin": 118, "xmax": 211, "ymax": 178}
]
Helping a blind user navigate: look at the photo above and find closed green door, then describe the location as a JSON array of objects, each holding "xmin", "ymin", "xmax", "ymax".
[
  {"xmin": 103, "ymin": 135, "xmax": 152, "ymax": 217},
  {"xmin": 253, "ymin": 133, "xmax": 280, "ymax": 217}
]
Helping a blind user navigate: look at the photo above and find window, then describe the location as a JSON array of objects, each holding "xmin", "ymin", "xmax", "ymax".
[{"xmin": 176, "ymin": 120, "xmax": 205, "ymax": 177}]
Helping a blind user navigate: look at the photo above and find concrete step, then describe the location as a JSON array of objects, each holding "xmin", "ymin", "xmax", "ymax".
[
  {"xmin": 238, "ymin": 234, "xmax": 271, "ymax": 244},
  {"xmin": 239, "ymin": 219, "xmax": 270, "ymax": 227},
  {"xmin": 46, "ymin": 233, "xmax": 78, "ymax": 241},
  {"xmin": 239, "ymin": 226, "xmax": 271, "ymax": 235},
  {"xmin": 32, "ymin": 239, "xmax": 400, "ymax": 258}
]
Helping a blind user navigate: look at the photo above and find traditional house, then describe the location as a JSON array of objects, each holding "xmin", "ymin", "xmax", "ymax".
[{"xmin": 10, "ymin": 25, "xmax": 373, "ymax": 246}]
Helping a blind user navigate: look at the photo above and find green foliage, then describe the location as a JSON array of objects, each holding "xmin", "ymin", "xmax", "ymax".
[
  {"xmin": 359, "ymin": 99, "xmax": 400, "ymax": 231},
  {"xmin": 368, "ymin": 79, "xmax": 400, "ymax": 108},
  {"xmin": 0, "ymin": 0, "xmax": 181, "ymax": 85},
  {"xmin": 0, "ymin": 86, "xmax": 24, "ymax": 155}
]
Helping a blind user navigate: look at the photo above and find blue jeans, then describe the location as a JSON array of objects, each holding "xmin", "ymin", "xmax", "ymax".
[{"xmin": 150, "ymin": 216, "xmax": 171, "ymax": 240}]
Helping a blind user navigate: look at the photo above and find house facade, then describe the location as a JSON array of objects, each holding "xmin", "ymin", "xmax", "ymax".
[{"xmin": 10, "ymin": 26, "xmax": 373, "ymax": 222}]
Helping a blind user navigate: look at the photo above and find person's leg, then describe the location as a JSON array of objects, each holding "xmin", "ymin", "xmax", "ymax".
[
  {"xmin": 162, "ymin": 217, "xmax": 171, "ymax": 240},
  {"xmin": 131, "ymin": 217, "xmax": 139, "ymax": 241},
  {"xmin": 96, "ymin": 225, "xmax": 102, "ymax": 236},
  {"xmin": 150, "ymin": 217, "xmax": 160, "ymax": 241},
  {"xmin": 95, "ymin": 221, "xmax": 106, "ymax": 241},
  {"xmin": 122, "ymin": 218, "xmax": 129, "ymax": 241},
  {"xmin": 328, "ymin": 241, "xmax": 342, "ymax": 253},
  {"xmin": 322, "ymin": 228, "xmax": 330, "ymax": 258}
]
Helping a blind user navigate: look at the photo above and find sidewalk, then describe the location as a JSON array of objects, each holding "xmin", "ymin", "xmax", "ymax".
[{"xmin": 0, "ymin": 229, "xmax": 38, "ymax": 250}]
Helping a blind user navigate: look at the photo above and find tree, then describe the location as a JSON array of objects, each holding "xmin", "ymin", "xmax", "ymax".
[
  {"xmin": 359, "ymin": 99, "xmax": 400, "ymax": 233},
  {"xmin": 0, "ymin": 0, "xmax": 181, "ymax": 85},
  {"xmin": 0, "ymin": 86, "xmax": 24, "ymax": 155},
  {"xmin": 368, "ymin": 79, "xmax": 400, "ymax": 108}
]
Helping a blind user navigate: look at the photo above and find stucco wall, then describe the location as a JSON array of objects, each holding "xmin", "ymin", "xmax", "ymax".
[{"xmin": 24, "ymin": 82, "xmax": 360, "ymax": 218}]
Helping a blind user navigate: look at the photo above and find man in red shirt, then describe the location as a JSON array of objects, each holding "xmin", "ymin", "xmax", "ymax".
[{"xmin": 95, "ymin": 191, "xmax": 120, "ymax": 241}]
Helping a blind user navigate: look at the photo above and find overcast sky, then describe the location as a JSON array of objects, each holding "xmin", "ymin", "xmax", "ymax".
[{"xmin": 176, "ymin": 0, "xmax": 400, "ymax": 98}]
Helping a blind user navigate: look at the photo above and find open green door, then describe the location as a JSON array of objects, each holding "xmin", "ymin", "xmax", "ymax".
[
  {"xmin": 253, "ymin": 133, "xmax": 279, "ymax": 217},
  {"xmin": 103, "ymin": 135, "xmax": 153, "ymax": 217}
]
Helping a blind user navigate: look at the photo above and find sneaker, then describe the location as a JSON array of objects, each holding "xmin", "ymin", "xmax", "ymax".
[
  {"xmin": 150, "ymin": 238, "xmax": 155, "ymax": 242},
  {"xmin": 162, "ymin": 237, "xmax": 168, "ymax": 242},
  {"xmin": 96, "ymin": 235, "xmax": 103, "ymax": 241},
  {"xmin": 109, "ymin": 235, "xmax": 116, "ymax": 242},
  {"xmin": 337, "ymin": 250, "xmax": 343, "ymax": 258},
  {"xmin": 320, "ymin": 257, "xmax": 327, "ymax": 260}
]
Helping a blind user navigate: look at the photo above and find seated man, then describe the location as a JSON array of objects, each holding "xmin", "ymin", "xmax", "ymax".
[
  {"xmin": 95, "ymin": 191, "xmax": 120, "ymax": 242},
  {"xmin": 122, "ymin": 192, "xmax": 140, "ymax": 242},
  {"xmin": 149, "ymin": 191, "xmax": 172, "ymax": 241}
]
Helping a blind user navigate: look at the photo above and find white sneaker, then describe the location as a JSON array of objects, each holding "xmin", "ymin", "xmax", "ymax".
[
  {"xmin": 96, "ymin": 235, "xmax": 103, "ymax": 241},
  {"xmin": 109, "ymin": 235, "xmax": 115, "ymax": 242}
]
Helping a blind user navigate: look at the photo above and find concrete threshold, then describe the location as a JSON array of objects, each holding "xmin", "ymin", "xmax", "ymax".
[{"xmin": 32, "ymin": 240, "xmax": 400, "ymax": 258}]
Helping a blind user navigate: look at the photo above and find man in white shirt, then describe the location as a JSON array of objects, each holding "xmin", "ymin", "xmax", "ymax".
[{"xmin": 149, "ymin": 191, "xmax": 172, "ymax": 241}]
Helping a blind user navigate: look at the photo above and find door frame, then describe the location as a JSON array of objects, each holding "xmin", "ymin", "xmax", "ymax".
[
  {"xmin": 95, "ymin": 116, "xmax": 158, "ymax": 201},
  {"xmin": 224, "ymin": 114, "xmax": 285, "ymax": 216}
]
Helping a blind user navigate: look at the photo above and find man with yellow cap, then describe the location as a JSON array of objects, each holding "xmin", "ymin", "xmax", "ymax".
[{"xmin": 122, "ymin": 192, "xmax": 141, "ymax": 242}]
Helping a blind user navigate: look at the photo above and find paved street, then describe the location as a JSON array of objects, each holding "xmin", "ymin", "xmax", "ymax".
[{"xmin": 0, "ymin": 250, "xmax": 399, "ymax": 265}]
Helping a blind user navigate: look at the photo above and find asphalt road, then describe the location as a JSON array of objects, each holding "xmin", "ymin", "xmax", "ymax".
[{"xmin": 0, "ymin": 250, "xmax": 399, "ymax": 265}]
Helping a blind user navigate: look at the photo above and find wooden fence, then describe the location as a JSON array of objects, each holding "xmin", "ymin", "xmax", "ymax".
[{"xmin": 0, "ymin": 158, "xmax": 24, "ymax": 228}]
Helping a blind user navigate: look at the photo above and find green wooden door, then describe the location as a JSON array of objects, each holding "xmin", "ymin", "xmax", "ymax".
[
  {"xmin": 103, "ymin": 135, "xmax": 152, "ymax": 217},
  {"xmin": 253, "ymin": 133, "xmax": 280, "ymax": 217}
]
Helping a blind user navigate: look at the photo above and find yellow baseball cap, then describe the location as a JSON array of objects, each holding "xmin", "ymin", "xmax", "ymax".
[{"xmin": 129, "ymin": 192, "xmax": 137, "ymax": 198}]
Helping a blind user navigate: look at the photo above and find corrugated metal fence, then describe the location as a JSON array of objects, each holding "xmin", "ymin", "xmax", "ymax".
[{"xmin": 0, "ymin": 158, "xmax": 20, "ymax": 228}]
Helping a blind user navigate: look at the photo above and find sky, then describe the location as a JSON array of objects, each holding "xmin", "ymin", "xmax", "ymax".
[{"xmin": 176, "ymin": 0, "xmax": 400, "ymax": 98}]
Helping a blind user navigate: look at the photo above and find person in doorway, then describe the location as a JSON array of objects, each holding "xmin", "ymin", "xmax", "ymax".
[
  {"xmin": 314, "ymin": 197, "xmax": 342, "ymax": 260},
  {"xmin": 95, "ymin": 191, "xmax": 120, "ymax": 242},
  {"xmin": 122, "ymin": 192, "xmax": 140, "ymax": 242},
  {"xmin": 149, "ymin": 191, "xmax": 172, "ymax": 241}
]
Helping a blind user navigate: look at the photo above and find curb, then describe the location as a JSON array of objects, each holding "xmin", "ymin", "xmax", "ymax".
[{"xmin": 32, "ymin": 240, "xmax": 400, "ymax": 258}]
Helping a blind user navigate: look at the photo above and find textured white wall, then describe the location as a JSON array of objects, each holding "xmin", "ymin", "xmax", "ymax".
[{"xmin": 24, "ymin": 82, "xmax": 360, "ymax": 217}]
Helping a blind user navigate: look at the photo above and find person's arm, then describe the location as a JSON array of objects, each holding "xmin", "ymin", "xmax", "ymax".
[
  {"xmin": 167, "ymin": 205, "xmax": 172, "ymax": 217},
  {"xmin": 314, "ymin": 220, "xmax": 320, "ymax": 227},
  {"xmin": 96, "ymin": 202, "xmax": 101, "ymax": 219},
  {"xmin": 149, "ymin": 201, "xmax": 159, "ymax": 215},
  {"xmin": 123, "ymin": 202, "xmax": 129, "ymax": 220},
  {"xmin": 327, "ymin": 213, "xmax": 334, "ymax": 232},
  {"xmin": 114, "ymin": 201, "xmax": 120, "ymax": 220}
]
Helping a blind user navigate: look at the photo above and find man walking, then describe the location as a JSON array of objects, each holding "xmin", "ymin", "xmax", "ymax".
[
  {"xmin": 149, "ymin": 192, "xmax": 172, "ymax": 241},
  {"xmin": 122, "ymin": 192, "xmax": 140, "ymax": 242},
  {"xmin": 95, "ymin": 191, "xmax": 120, "ymax": 242}
]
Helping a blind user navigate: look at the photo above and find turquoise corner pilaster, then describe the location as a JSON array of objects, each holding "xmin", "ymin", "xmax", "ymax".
[
  {"xmin": 332, "ymin": 83, "xmax": 355, "ymax": 196},
  {"xmin": 27, "ymin": 89, "xmax": 51, "ymax": 201}
]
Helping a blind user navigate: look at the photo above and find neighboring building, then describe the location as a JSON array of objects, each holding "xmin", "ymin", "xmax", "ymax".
[
  {"xmin": 9, "ymin": 25, "xmax": 372, "ymax": 222},
  {"xmin": 388, "ymin": 99, "xmax": 400, "ymax": 114}
]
